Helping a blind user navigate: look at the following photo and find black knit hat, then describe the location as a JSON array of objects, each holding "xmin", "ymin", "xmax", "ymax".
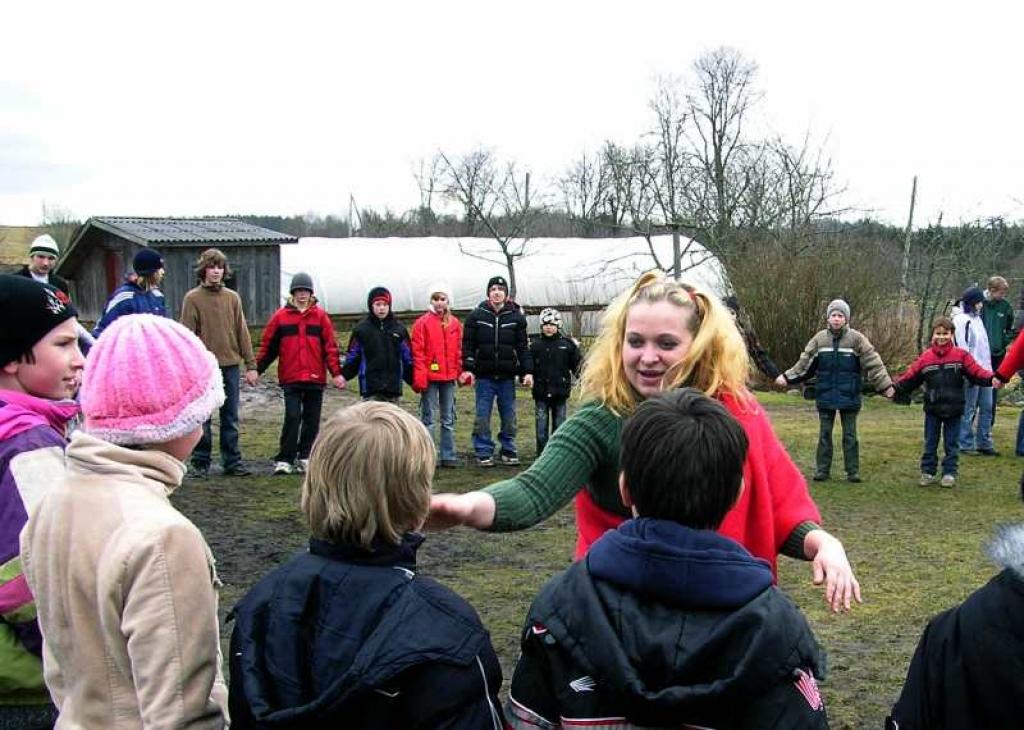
[
  {"xmin": 961, "ymin": 286, "xmax": 984, "ymax": 310},
  {"xmin": 366, "ymin": 286, "xmax": 392, "ymax": 313},
  {"xmin": 486, "ymin": 276, "xmax": 508, "ymax": 295},
  {"xmin": 133, "ymin": 247, "xmax": 164, "ymax": 276},
  {"xmin": 0, "ymin": 275, "xmax": 78, "ymax": 367}
]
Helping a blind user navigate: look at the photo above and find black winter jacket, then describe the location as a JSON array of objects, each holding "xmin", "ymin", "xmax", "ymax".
[
  {"xmin": 888, "ymin": 524, "xmax": 1024, "ymax": 729},
  {"xmin": 462, "ymin": 300, "xmax": 532, "ymax": 379},
  {"xmin": 15, "ymin": 265, "xmax": 70, "ymax": 296},
  {"xmin": 341, "ymin": 314, "xmax": 413, "ymax": 398},
  {"xmin": 529, "ymin": 333, "xmax": 581, "ymax": 401},
  {"xmin": 507, "ymin": 518, "xmax": 829, "ymax": 729},
  {"xmin": 229, "ymin": 534, "xmax": 505, "ymax": 729}
]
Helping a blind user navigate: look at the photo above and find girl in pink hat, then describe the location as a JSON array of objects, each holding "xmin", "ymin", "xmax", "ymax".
[{"xmin": 20, "ymin": 314, "xmax": 229, "ymax": 729}]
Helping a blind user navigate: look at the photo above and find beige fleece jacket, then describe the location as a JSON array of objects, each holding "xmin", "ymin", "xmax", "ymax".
[
  {"xmin": 180, "ymin": 284, "xmax": 256, "ymax": 370},
  {"xmin": 20, "ymin": 432, "xmax": 228, "ymax": 729}
]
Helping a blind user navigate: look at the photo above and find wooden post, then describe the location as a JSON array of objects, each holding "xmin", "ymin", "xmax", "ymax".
[
  {"xmin": 672, "ymin": 224, "xmax": 681, "ymax": 280},
  {"xmin": 898, "ymin": 176, "xmax": 917, "ymax": 320}
]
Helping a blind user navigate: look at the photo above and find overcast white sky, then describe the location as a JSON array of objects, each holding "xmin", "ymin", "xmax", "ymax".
[{"xmin": 3, "ymin": 1, "xmax": 1021, "ymax": 228}]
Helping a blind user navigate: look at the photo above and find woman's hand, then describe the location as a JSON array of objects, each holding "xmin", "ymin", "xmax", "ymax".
[
  {"xmin": 804, "ymin": 529, "xmax": 862, "ymax": 613},
  {"xmin": 425, "ymin": 492, "xmax": 497, "ymax": 531}
]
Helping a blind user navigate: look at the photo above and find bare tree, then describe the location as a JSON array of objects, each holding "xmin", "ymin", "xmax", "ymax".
[
  {"xmin": 437, "ymin": 149, "xmax": 545, "ymax": 299},
  {"xmin": 684, "ymin": 47, "xmax": 761, "ymax": 256},
  {"xmin": 41, "ymin": 202, "xmax": 80, "ymax": 249},
  {"xmin": 558, "ymin": 150, "xmax": 609, "ymax": 236}
]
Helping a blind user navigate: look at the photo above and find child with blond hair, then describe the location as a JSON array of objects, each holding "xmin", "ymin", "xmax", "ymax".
[
  {"xmin": 229, "ymin": 401, "xmax": 504, "ymax": 729},
  {"xmin": 21, "ymin": 314, "xmax": 229, "ymax": 729}
]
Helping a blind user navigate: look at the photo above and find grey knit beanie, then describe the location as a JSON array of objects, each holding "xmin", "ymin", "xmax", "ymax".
[{"xmin": 826, "ymin": 299, "xmax": 850, "ymax": 321}]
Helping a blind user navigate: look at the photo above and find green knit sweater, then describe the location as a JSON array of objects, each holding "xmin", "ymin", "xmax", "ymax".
[{"xmin": 483, "ymin": 400, "xmax": 816, "ymax": 559}]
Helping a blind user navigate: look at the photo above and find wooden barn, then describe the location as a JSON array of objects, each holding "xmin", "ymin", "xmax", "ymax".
[{"xmin": 57, "ymin": 217, "xmax": 298, "ymax": 325}]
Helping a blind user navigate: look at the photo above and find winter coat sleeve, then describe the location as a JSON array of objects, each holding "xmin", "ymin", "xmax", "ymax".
[
  {"xmin": 784, "ymin": 334, "xmax": 820, "ymax": 384},
  {"xmin": 340, "ymin": 333, "xmax": 363, "ymax": 381},
  {"xmin": 255, "ymin": 311, "xmax": 282, "ymax": 375},
  {"xmin": 233, "ymin": 296, "xmax": 257, "ymax": 371},
  {"xmin": 398, "ymin": 650, "xmax": 506, "ymax": 730},
  {"xmin": 570, "ymin": 339, "xmax": 583, "ymax": 378},
  {"xmin": 462, "ymin": 312, "xmax": 477, "ymax": 374},
  {"xmin": 400, "ymin": 329, "xmax": 414, "ymax": 387},
  {"xmin": 506, "ymin": 623, "xmax": 560, "ymax": 730},
  {"xmin": 320, "ymin": 310, "xmax": 342, "ymax": 378},
  {"xmin": 516, "ymin": 315, "xmax": 533, "ymax": 376},
  {"xmin": 894, "ymin": 353, "xmax": 927, "ymax": 399},
  {"xmin": 961, "ymin": 352, "xmax": 994, "ymax": 386},
  {"xmin": 854, "ymin": 331, "xmax": 893, "ymax": 391},
  {"xmin": 121, "ymin": 522, "xmax": 228, "ymax": 729},
  {"xmin": 92, "ymin": 291, "xmax": 134, "ymax": 339},
  {"xmin": 995, "ymin": 332, "xmax": 1024, "ymax": 382},
  {"xmin": 411, "ymin": 317, "xmax": 429, "ymax": 392},
  {"xmin": 742, "ymin": 323, "xmax": 782, "ymax": 379}
]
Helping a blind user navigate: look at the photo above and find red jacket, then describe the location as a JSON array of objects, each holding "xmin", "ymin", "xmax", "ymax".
[
  {"xmin": 996, "ymin": 332, "xmax": 1024, "ymax": 382},
  {"xmin": 411, "ymin": 310, "xmax": 462, "ymax": 391},
  {"xmin": 256, "ymin": 301, "xmax": 341, "ymax": 385}
]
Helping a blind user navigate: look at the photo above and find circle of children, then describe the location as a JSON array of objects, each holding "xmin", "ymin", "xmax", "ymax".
[{"xmin": 1, "ymin": 234, "xmax": 1021, "ymax": 728}]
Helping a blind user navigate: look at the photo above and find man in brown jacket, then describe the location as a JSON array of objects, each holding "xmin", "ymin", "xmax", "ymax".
[{"xmin": 181, "ymin": 248, "xmax": 258, "ymax": 477}]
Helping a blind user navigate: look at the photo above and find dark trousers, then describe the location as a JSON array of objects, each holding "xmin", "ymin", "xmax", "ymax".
[
  {"xmin": 921, "ymin": 412, "xmax": 960, "ymax": 477},
  {"xmin": 534, "ymin": 398, "xmax": 568, "ymax": 454},
  {"xmin": 275, "ymin": 384, "xmax": 324, "ymax": 463},
  {"xmin": 192, "ymin": 365, "xmax": 242, "ymax": 470},
  {"xmin": 817, "ymin": 408, "xmax": 859, "ymax": 477}
]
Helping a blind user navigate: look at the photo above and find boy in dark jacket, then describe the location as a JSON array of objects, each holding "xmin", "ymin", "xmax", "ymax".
[
  {"xmin": 257, "ymin": 272, "xmax": 344, "ymax": 475},
  {"xmin": 529, "ymin": 308, "xmax": 581, "ymax": 454},
  {"xmin": 460, "ymin": 275, "xmax": 533, "ymax": 466},
  {"xmin": 778, "ymin": 299, "xmax": 894, "ymax": 482},
  {"xmin": 506, "ymin": 388, "xmax": 829, "ymax": 730},
  {"xmin": 340, "ymin": 286, "xmax": 413, "ymax": 402},
  {"xmin": 887, "ymin": 523, "xmax": 1024, "ymax": 729},
  {"xmin": 229, "ymin": 402, "xmax": 505, "ymax": 729},
  {"xmin": 894, "ymin": 316, "xmax": 993, "ymax": 488}
]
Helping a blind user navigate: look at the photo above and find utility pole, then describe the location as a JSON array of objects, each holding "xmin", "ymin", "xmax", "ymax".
[{"xmin": 898, "ymin": 176, "xmax": 918, "ymax": 320}]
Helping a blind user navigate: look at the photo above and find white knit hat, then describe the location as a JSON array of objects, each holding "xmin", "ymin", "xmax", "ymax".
[
  {"xmin": 29, "ymin": 234, "xmax": 60, "ymax": 258},
  {"xmin": 427, "ymin": 282, "xmax": 453, "ymax": 302}
]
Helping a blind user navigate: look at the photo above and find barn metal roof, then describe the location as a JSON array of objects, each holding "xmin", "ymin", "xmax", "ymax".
[{"xmin": 86, "ymin": 217, "xmax": 298, "ymax": 245}]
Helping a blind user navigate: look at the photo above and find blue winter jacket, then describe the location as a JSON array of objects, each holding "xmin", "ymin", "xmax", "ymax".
[
  {"xmin": 92, "ymin": 282, "xmax": 167, "ymax": 338},
  {"xmin": 784, "ymin": 325, "xmax": 892, "ymax": 411},
  {"xmin": 228, "ymin": 534, "xmax": 504, "ymax": 729}
]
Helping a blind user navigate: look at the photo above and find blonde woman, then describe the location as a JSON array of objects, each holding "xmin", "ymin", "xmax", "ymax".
[{"xmin": 430, "ymin": 272, "xmax": 862, "ymax": 612}]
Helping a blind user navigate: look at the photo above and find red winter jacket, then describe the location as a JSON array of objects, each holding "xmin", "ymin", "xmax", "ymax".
[
  {"xmin": 411, "ymin": 310, "xmax": 463, "ymax": 391},
  {"xmin": 256, "ymin": 301, "xmax": 341, "ymax": 385},
  {"xmin": 996, "ymin": 331, "xmax": 1024, "ymax": 383}
]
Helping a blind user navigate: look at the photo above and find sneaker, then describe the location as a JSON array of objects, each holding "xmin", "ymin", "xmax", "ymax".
[
  {"xmin": 476, "ymin": 456, "xmax": 494, "ymax": 467},
  {"xmin": 847, "ymin": 473, "xmax": 863, "ymax": 483},
  {"xmin": 223, "ymin": 464, "xmax": 252, "ymax": 477},
  {"xmin": 500, "ymin": 453, "xmax": 520, "ymax": 466},
  {"xmin": 961, "ymin": 449, "xmax": 979, "ymax": 456},
  {"xmin": 273, "ymin": 461, "xmax": 293, "ymax": 475},
  {"xmin": 296, "ymin": 459, "xmax": 309, "ymax": 474},
  {"xmin": 978, "ymin": 448, "xmax": 1000, "ymax": 456},
  {"xmin": 940, "ymin": 474, "xmax": 955, "ymax": 488},
  {"xmin": 187, "ymin": 465, "xmax": 209, "ymax": 480},
  {"xmin": 919, "ymin": 473, "xmax": 936, "ymax": 487},
  {"xmin": 812, "ymin": 473, "xmax": 829, "ymax": 482}
]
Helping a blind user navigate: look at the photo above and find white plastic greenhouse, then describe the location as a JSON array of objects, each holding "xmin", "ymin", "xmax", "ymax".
[{"xmin": 280, "ymin": 235, "xmax": 725, "ymax": 324}]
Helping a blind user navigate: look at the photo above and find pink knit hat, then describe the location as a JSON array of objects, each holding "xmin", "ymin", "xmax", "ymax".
[{"xmin": 81, "ymin": 314, "xmax": 225, "ymax": 445}]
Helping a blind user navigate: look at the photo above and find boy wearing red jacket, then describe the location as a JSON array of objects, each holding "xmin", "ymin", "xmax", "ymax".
[
  {"xmin": 257, "ymin": 273, "xmax": 343, "ymax": 475},
  {"xmin": 895, "ymin": 316, "xmax": 993, "ymax": 488},
  {"xmin": 411, "ymin": 283, "xmax": 462, "ymax": 468}
]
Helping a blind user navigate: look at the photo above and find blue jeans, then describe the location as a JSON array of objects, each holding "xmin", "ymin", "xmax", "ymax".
[
  {"xmin": 192, "ymin": 365, "xmax": 242, "ymax": 469},
  {"xmin": 420, "ymin": 380, "xmax": 457, "ymax": 463},
  {"xmin": 534, "ymin": 398, "xmax": 568, "ymax": 454},
  {"xmin": 922, "ymin": 412, "xmax": 960, "ymax": 477},
  {"xmin": 472, "ymin": 377, "xmax": 517, "ymax": 458},
  {"xmin": 959, "ymin": 384, "xmax": 993, "ymax": 451}
]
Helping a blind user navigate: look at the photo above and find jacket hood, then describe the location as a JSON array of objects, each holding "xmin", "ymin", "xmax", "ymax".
[
  {"xmin": 532, "ymin": 519, "xmax": 824, "ymax": 722},
  {"xmin": 232, "ymin": 533, "xmax": 491, "ymax": 726},
  {"xmin": 588, "ymin": 518, "xmax": 773, "ymax": 609},
  {"xmin": 987, "ymin": 522, "xmax": 1024, "ymax": 581},
  {"xmin": 0, "ymin": 388, "xmax": 79, "ymax": 440},
  {"xmin": 66, "ymin": 431, "xmax": 186, "ymax": 496}
]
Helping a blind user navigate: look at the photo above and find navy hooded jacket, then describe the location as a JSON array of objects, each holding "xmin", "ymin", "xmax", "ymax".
[
  {"xmin": 506, "ymin": 518, "xmax": 829, "ymax": 729},
  {"xmin": 228, "ymin": 534, "xmax": 504, "ymax": 729}
]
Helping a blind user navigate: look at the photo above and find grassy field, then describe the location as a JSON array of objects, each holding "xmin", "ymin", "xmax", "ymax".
[{"xmin": 173, "ymin": 384, "xmax": 1024, "ymax": 730}]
